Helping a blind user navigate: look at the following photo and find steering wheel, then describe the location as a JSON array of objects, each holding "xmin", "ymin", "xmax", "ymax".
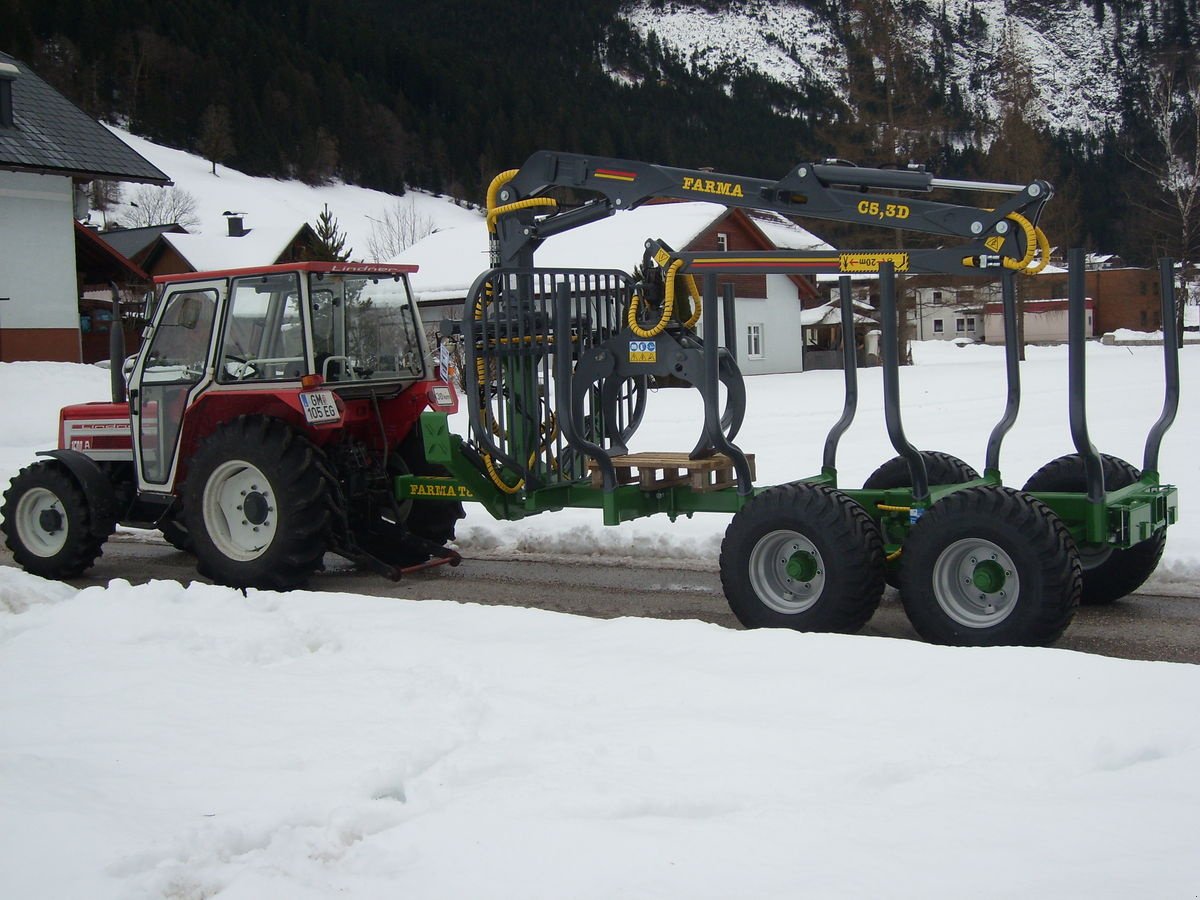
[{"xmin": 223, "ymin": 354, "xmax": 256, "ymax": 380}]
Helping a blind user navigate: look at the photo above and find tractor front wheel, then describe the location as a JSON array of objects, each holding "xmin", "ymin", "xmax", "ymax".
[
  {"xmin": 899, "ymin": 485, "xmax": 1080, "ymax": 646},
  {"xmin": 1022, "ymin": 454, "xmax": 1166, "ymax": 605},
  {"xmin": 1, "ymin": 461, "xmax": 110, "ymax": 579},
  {"xmin": 719, "ymin": 483, "xmax": 884, "ymax": 632},
  {"xmin": 184, "ymin": 416, "xmax": 332, "ymax": 590}
]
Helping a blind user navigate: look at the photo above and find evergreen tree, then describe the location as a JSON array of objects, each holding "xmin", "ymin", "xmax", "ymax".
[{"xmin": 312, "ymin": 203, "xmax": 352, "ymax": 261}]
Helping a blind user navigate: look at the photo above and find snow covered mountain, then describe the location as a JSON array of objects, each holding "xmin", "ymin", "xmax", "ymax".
[{"xmin": 618, "ymin": 0, "xmax": 1158, "ymax": 136}]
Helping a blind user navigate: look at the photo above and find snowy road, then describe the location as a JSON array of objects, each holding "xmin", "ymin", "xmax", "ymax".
[{"xmin": 14, "ymin": 533, "xmax": 1200, "ymax": 664}]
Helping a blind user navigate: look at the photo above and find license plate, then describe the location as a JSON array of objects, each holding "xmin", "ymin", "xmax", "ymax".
[{"xmin": 300, "ymin": 390, "xmax": 340, "ymax": 424}]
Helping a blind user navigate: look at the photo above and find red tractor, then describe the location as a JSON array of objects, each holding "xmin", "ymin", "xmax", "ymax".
[{"xmin": 1, "ymin": 262, "xmax": 463, "ymax": 589}]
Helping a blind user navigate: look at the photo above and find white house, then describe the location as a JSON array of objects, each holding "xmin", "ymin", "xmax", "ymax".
[
  {"xmin": 394, "ymin": 200, "xmax": 834, "ymax": 375},
  {"xmin": 0, "ymin": 51, "xmax": 169, "ymax": 362}
]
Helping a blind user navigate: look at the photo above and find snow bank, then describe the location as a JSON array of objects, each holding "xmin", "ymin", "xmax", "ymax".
[{"xmin": 1, "ymin": 571, "xmax": 1197, "ymax": 898}]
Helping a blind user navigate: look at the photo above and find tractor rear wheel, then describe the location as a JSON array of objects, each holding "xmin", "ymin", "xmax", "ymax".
[
  {"xmin": 1022, "ymin": 454, "xmax": 1166, "ymax": 605},
  {"xmin": 719, "ymin": 483, "xmax": 884, "ymax": 633},
  {"xmin": 899, "ymin": 485, "xmax": 1080, "ymax": 646},
  {"xmin": 1, "ymin": 461, "xmax": 110, "ymax": 579},
  {"xmin": 862, "ymin": 451, "xmax": 980, "ymax": 586},
  {"xmin": 183, "ymin": 416, "xmax": 332, "ymax": 590}
]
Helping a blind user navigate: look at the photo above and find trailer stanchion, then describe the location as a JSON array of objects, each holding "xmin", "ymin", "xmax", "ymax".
[
  {"xmin": 984, "ymin": 270, "xmax": 1021, "ymax": 480},
  {"xmin": 1144, "ymin": 257, "xmax": 1180, "ymax": 478},
  {"xmin": 879, "ymin": 262, "xmax": 929, "ymax": 503},
  {"xmin": 1067, "ymin": 248, "xmax": 1105, "ymax": 506},
  {"xmin": 822, "ymin": 276, "xmax": 859, "ymax": 481}
]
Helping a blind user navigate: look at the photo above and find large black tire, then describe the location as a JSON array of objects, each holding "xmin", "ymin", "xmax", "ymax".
[
  {"xmin": 719, "ymin": 483, "xmax": 885, "ymax": 633},
  {"xmin": 157, "ymin": 515, "xmax": 195, "ymax": 553},
  {"xmin": 899, "ymin": 485, "xmax": 1081, "ymax": 646},
  {"xmin": 863, "ymin": 450, "xmax": 980, "ymax": 491},
  {"xmin": 863, "ymin": 451, "xmax": 980, "ymax": 586},
  {"xmin": 183, "ymin": 416, "xmax": 332, "ymax": 590},
  {"xmin": 1022, "ymin": 453, "xmax": 1166, "ymax": 605},
  {"xmin": 1, "ymin": 461, "xmax": 109, "ymax": 579}
]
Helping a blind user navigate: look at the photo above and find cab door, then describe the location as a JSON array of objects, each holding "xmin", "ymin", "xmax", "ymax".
[{"xmin": 130, "ymin": 280, "xmax": 224, "ymax": 492}]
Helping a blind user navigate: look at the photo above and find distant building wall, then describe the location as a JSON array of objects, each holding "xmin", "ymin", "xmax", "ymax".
[
  {"xmin": 0, "ymin": 170, "xmax": 81, "ymax": 361},
  {"xmin": 1026, "ymin": 268, "xmax": 1162, "ymax": 334}
]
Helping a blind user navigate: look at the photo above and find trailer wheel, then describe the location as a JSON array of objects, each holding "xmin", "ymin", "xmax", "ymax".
[
  {"xmin": 899, "ymin": 485, "xmax": 1080, "ymax": 646},
  {"xmin": 183, "ymin": 416, "xmax": 331, "ymax": 590},
  {"xmin": 1022, "ymin": 454, "xmax": 1166, "ymax": 605},
  {"xmin": 862, "ymin": 451, "xmax": 980, "ymax": 586},
  {"xmin": 863, "ymin": 450, "xmax": 980, "ymax": 491},
  {"xmin": 720, "ymin": 483, "xmax": 884, "ymax": 632},
  {"xmin": 1, "ymin": 461, "xmax": 110, "ymax": 578}
]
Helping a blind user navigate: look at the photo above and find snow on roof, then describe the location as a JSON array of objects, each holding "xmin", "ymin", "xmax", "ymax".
[
  {"xmin": 160, "ymin": 225, "xmax": 309, "ymax": 271},
  {"xmin": 800, "ymin": 301, "xmax": 877, "ymax": 327},
  {"xmin": 396, "ymin": 201, "xmax": 832, "ymax": 300}
]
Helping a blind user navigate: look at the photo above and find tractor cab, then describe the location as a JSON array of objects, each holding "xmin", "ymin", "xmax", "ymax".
[{"xmin": 130, "ymin": 262, "xmax": 429, "ymax": 492}]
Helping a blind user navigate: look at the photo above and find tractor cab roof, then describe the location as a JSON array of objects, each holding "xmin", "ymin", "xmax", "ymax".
[{"xmin": 153, "ymin": 261, "xmax": 419, "ymax": 286}]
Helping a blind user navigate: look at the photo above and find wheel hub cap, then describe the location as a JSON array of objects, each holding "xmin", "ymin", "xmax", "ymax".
[
  {"xmin": 38, "ymin": 508, "xmax": 64, "ymax": 534},
  {"xmin": 932, "ymin": 538, "xmax": 1020, "ymax": 628},
  {"xmin": 242, "ymin": 491, "xmax": 270, "ymax": 525},
  {"xmin": 971, "ymin": 559, "xmax": 1007, "ymax": 593},
  {"xmin": 749, "ymin": 530, "xmax": 826, "ymax": 614}
]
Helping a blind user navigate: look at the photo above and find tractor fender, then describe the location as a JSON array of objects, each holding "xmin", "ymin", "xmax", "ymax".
[{"xmin": 36, "ymin": 449, "xmax": 121, "ymax": 538}]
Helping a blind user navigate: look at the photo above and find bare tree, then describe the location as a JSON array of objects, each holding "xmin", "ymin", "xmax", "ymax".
[
  {"xmin": 89, "ymin": 180, "xmax": 123, "ymax": 228},
  {"xmin": 1128, "ymin": 64, "xmax": 1200, "ymax": 346},
  {"xmin": 125, "ymin": 184, "xmax": 201, "ymax": 229},
  {"xmin": 199, "ymin": 104, "xmax": 236, "ymax": 176},
  {"xmin": 366, "ymin": 196, "xmax": 437, "ymax": 261}
]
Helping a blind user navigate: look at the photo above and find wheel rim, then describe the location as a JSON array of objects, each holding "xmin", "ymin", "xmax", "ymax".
[
  {"xmin": 931, "ymin": 538, "xmax": 1020, "ymax": 627},
  {"xmin": 14, "ymin": 487, "xmax": 68, "ymax": 557},
  {"xmin": 201, "ymin": 460, "xmax": 277, "ymax": 561},
  {"xmin": 748, "ymin": 529, "xmax": 826, "ymax": 614}
]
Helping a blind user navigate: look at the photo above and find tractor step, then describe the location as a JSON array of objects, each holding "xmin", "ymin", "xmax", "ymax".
[{"xmin": 588, "ymin": 452, "xmax": 755, "ymax": 493}]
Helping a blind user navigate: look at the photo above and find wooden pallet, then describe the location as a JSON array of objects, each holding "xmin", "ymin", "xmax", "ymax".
[{"xmin": 587, "ymin": 451, "xmax": 755, "ymax": 493}]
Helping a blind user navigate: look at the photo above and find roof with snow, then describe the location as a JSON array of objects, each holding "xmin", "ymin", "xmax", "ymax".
[
  {"xmin": 395, "ymin": 201, "xmax": 831, "ymax": 301},
  {"xmin": 149, "ymin": 223, "xmax": 318, "ymax": 272},
  {"xmin": 0, "ymin": 51, "xmax": 169, "ymax": 185}
]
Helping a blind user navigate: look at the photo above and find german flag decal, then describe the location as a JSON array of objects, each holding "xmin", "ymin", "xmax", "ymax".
[{"xmin": 595, "ymin": 168, "xmax": 637, "ymax": 182}]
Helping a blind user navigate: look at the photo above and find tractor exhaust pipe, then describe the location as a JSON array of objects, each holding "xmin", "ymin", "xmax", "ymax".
[{"xmin": 108, "ymin": 282, "xmax": 126, "ymax": 404}]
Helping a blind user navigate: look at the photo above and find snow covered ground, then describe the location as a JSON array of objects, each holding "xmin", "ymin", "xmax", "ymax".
[{"xmin": 1, "ymin": 342, "xmax": 1198, "ymax": 897}]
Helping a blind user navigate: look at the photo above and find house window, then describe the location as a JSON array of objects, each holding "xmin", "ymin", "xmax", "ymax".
[
  {"xmin": 932, "ymin": 290, "xmax": 943, "ymax": 302},
  {"xmin": 933, "ymin": 318, "xmax": 944, "ymax": 333},
  {"xmin": 965, "ymin": 316, "xmax": 976, "ymax": 332},
  {"xmin": 717, "ymin": 232, "xmax": 728, "ymax": 251},
  {"xmin": 746, "ymin": 323, "xmax": 764, "ymax": 359}
]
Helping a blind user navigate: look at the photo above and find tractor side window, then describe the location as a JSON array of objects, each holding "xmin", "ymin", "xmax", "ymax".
[
  {"xmin": 143, "ymin": 289, "xmax": 218, "ymax": 381},
  {"xmin": 218, "ymin": 272, "xmax": 305, "ymax": 382}
]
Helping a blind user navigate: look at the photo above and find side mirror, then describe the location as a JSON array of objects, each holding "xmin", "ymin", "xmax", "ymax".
[{"xmin": 178, "ymin": 295, "xmax": 202, "ymax": 329}]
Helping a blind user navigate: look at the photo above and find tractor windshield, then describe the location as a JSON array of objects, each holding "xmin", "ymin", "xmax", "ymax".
[{"xmin": 308, "ymin": 273, "xmax": 425, "ymax": 384}]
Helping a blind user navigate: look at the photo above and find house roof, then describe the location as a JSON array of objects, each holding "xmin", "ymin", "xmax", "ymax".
[
  {"xmin": 74, "ymin": 221, "xmax": 150, "ymax": 286},
  {"xmin": 98, "ymin": 224, "xmax": 188, "ymax": 260},
  {"xmin": 395, "ymin": 201, "xmax": 832, "ymax": 301},
  {"xmin": 144, "ymin": 223, "xmax": 318, "ymax": 273},
  {"xmin": 0, "ymin": 52, "xmax": 170, "ymax": 185}
]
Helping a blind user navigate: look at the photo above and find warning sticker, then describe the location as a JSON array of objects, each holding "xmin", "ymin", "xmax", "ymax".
[
  {"xmin": 629, "ymin": 340, "xmax": 657, "ymax": 363},
  {"xmin": 839, "ymin": 252, "xmax": 910, "ymax": 273}
]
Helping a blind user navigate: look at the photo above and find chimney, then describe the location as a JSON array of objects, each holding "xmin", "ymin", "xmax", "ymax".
[
  {"xmin": 0, "ymin": 62, "xmax": 18, "ymax": 129},
  {"xmin": 223, "ymin": 211, "xmax": 247, "ymax": 237}
]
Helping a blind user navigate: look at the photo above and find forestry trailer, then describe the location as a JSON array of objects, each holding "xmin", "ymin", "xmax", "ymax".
[{"xmin": 1, "ymin": 151, "xmax": 1181, "ymax": 647}]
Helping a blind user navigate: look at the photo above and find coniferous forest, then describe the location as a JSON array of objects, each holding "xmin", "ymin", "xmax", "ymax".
[{"xmin": 1, "ymin": 0, "xmax": 1197, "ymax": 265}]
